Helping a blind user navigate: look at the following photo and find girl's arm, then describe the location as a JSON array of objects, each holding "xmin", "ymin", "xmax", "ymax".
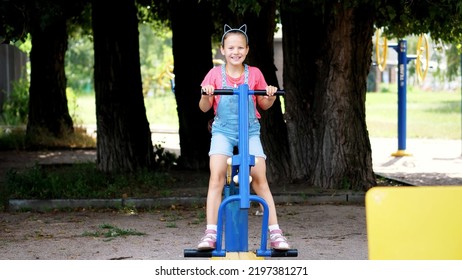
[
  {"xmin": 257, "ymin": 85, "xmax": 277, "ymax": 110},
  {"xmin": 199, "ymin": 85, "xmax": 215, "ymax": 112}
]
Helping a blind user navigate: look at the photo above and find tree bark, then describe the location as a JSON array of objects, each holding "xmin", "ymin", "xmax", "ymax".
[
  {"xmin": 92, "ymin": 0, "xmax": 155, "ymax": 173},
  {"xmin": 242, "ymin": 1, "xmax": 292, "ymax": 183},
  {"xmin": 170, "ymin": 0, "xmax": 214, "ymax": 170},
  {"xmin": 281, "ymin": 2, "xmax": 376, "ymax": 190},
  {"xmin": 27, "ymin": 14, "xmax": 73, "ymax": 138}
]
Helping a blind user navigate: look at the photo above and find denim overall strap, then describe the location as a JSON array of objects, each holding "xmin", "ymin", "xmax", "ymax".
[
  {"xmin": 213, "ymin": 64, "xmax": 259, "ymax": 137},
  {"xmin": 216, "ymin": 64, "xmax": 255, "ymax": 119}
]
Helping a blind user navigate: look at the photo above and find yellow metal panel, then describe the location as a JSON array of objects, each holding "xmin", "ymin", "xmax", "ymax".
[{"xmin": 366, "ymin": 186, "xmax": 462, "ymax": 260}]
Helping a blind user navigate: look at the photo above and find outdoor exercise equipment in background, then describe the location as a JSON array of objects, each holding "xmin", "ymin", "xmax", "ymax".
[
  {"xmin": 184, "ymin": 85, "xmax": 298, "ymax": 259},
  {"xmin": 375, "ymin": 29, "xmax": 430, "ymax": 156}
]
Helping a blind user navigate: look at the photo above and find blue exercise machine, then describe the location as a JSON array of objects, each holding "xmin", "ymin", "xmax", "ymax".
[
  {"xmin": 375, "ymin": 31, "xmax": 429, "ymax": 156},
  {"xmin": 184, "ymin": 84, "xmax": 298, "ymax": 259}
]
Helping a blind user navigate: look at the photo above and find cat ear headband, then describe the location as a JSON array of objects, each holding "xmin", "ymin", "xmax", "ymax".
[{"xmin": 221, "ymin": 24, "xmax": 248, "ymax": 45}]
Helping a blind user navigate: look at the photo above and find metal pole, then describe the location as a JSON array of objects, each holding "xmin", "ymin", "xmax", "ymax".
[
  {"xmin": 397, "ymin": 40, "xmax": 407, "ymax": 152},
  {"xmin": 391, "ymin": 40, "xmax": 413, "ymax": 156},
  {"xmin": 238, "ymin": 84, "xmax": 250, "ymax": 209}
]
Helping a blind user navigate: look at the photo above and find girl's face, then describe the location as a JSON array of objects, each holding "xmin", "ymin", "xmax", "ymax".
[{"xmin": 220, "ymin": 33, "xmax": 249, "ymax": 66}]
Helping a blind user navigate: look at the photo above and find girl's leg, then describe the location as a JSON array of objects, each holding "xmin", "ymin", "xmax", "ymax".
[
  {"xmin": 205, "ymin": 154, "xmax": 228, "ymax": 224},
  {"xmin": 251, "ymin": 157, "xmax": 290, "ymax": 250},
  {"xmin": 250, "ymin": 157, "xmax": 278, "ymax": 225},
  {"xmin": 198, "ymin": 154, "xmax": 228, "ymax": 250}
]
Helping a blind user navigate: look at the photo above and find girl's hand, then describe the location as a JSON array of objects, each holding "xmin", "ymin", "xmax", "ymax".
[
  {"xmin": 265, "ymin": 85, "xmax": 277, "ymax": 98},
  {"xmin": 258, "ymin": 85, "xmax": 277, "ymax": 110},
  {"xmin": 201, "ymin": 85, "xmax": 215, "ymax": 95},
  {"xmin": 199, "ymin": 85, "xmax": 214, "ymax": 112}
]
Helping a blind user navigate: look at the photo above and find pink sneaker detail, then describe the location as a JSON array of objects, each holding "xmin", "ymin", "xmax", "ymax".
[
  {"xmin": 270, "ymin": 229, "xmax": 290, "ymax": 250},
  {"xmin": 197, "ymin": 229, "xmax": 217, "ymax": 251}
]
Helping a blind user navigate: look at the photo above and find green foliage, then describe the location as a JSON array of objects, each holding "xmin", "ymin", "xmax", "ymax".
[
  {"xmin": 1, "ymin": 78, "xmax": 29, "ymax": 125},
  {"xmin": 282, "ymin": 1, "xmax": 462, "ymax": 44},
  {"xmin": 374, "ymin": 0, "xmax": 462, "ymax": 43},
  {"xmin": 64, "ymin": 23, "xmax": 174, "ymax": 97},
  {"xmin": 137, "ymin": 0, "xmax": 170, "ymax": 23},
  {"xmin": 66, "ymin": 87, "xmax": 80, "ymax": 124},
  {"xmin": 293, "ymin": 1, "xmax": 462, "ymax": 44},
  {"xmin": 444, "ymin": 44, "xmax": 461, "ymax": 81},
  {"xmin": 228, "ymin": 0, "xmax": 262, "ymax": 15},
  {"xmin": 138, "ymin": 23, "xmax": 174, "ymax": 96},
  {"xmin": 65, "ymin": 31, "xmax": 94, "ymax": 94},
  {"xmin": 0, "ymin": 127, "xmax": 27, "ymax": 150},
  {"xmin": 15, "ymin": 34, "xmax": 32, "ymax": 53}
]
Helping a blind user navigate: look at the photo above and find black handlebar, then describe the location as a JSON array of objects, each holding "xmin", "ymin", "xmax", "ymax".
[{"xmin": 202, "ymin": 89, "xmax": 285, "ymax": 96}]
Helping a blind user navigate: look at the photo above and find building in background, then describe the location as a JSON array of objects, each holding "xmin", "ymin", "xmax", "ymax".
[{"xmin": 0, "ymin": 44, "xmax": 28, "ymax": 118}]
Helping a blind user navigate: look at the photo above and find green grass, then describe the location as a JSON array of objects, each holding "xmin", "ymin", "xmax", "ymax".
[
  {"xmin": 4, "ymin": 162, "xmax": 177, "ymax": 199},
  {"xmin": 73, "ymin": 92, "xmax": 179, "ymax": 128},
  {"xmin": 366, "ymin": 85, "xmax": 461, "ymax": 139},
  {"xmin": 82, "ymin": 223, "xmax": 146, "ymax": 241}
]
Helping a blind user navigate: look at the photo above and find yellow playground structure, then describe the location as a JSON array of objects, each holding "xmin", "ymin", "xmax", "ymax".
[{"xmin": 366, "ymin": 186, "xmax": 462, "ymax": 260}]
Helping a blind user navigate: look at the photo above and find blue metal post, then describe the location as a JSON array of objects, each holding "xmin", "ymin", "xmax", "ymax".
[
  {"xmin": 238, "ymin": 84, "xmax": 251, "ymax": 209},
  {"xmin": 397, "ymin": 40, "xmax": 407, "ymax": 152},
  {"xmin": 224, "ymin": 171, "xmax": 247, "ymax": 251},
  {"xmin": 223, "ymin": 84, "xmax": 252, "ymax": 252},
  {"xmin": 390, "ymin": 39, "xmax": 414, "ymax": 157}
]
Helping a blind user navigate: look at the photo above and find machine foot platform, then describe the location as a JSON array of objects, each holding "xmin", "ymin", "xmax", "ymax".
[{"xmin": 184, "ymin": 249, "xmax": 298, "ymax": 258}]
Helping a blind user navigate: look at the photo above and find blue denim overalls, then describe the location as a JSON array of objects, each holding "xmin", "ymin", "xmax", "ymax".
[{"xmin": 209, "ymin": 64, "xmax": 263, "ymax": 157}]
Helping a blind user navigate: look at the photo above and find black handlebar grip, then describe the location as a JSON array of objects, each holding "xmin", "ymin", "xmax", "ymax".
[{"xmin": 253, "ymin": 90, "xmax": 285, "ymax": 96}]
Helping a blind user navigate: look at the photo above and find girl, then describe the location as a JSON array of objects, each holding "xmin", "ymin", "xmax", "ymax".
[{"xmin": 198, "ymin": 24, "xmax": 290, "ymax": 251}]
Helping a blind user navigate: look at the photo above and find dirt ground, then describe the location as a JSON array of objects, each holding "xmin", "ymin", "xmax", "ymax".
[
  {"xmin": 0, "ymin": 203, "xmax": 367, "ymax": 260},
  {"xmin": 0, "ymin": 137, "xmax": 461, "ymax": 260}
]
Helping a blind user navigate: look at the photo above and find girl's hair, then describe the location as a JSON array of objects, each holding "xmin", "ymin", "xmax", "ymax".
[{"xmin": 221, "ymin": 24, "xmax": 248, "ymax": 46}]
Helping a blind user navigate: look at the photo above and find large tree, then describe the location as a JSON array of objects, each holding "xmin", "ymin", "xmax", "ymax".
[
  {"xmin": 26, "ymin": 1, "xmax": 85, "ymax": 138},
  {"xmin": 92, "ymin": 0, "xmax": 155, "ymax": 172},
  {"xmin": 280, "ymin": 0, "xmax": 462, "ymax": 190},
  {"xmin": 281, "ymin": 1, "xmax": 376, "ymax": 189},
  {"xmin": 168, "ymin": 0, "xmax": 215, "ymax": 170}
]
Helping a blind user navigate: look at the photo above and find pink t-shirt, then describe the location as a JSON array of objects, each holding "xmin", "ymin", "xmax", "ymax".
[{"xmin": 201, "ymin": 65, "xmax": 268, "ymax": 118}]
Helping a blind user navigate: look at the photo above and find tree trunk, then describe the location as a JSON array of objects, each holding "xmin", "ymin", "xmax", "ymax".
[
  {"xmin": 242, "ymin": 1, "xmax": 292, "ymax": 183},
  {"xmin": 92, "ymin": 0, "xmax": 155, "ymax": 173},
  {"xmin": 281, "ymin": 2, "xmax": 376, "ymax": 190},
  {"xmin": 170, "ymin": 0, "xmax": 214, "ymax": 170},
  {"xmin": 27, "ymin": 15, "xmax": 73, "ymax": 138}
]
